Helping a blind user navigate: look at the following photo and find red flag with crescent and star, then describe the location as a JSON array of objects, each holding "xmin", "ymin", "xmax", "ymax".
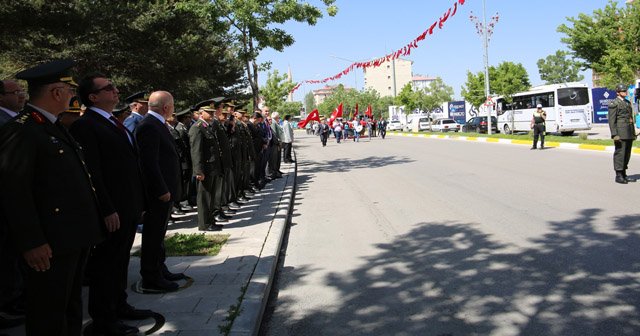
[{"xmin": 298, "ymin": 109, "xmax": 320, "ymax": 128}]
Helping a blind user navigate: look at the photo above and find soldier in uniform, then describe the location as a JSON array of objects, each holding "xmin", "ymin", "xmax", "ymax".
[
  {"xmin": 530, "ymin": 103, "xmax": 547, "ymax": 150},
  {"xmin": 214, "ymin": 102, "xmax": 239, "ymax": 218},
  {"xmin": 188, "ymin": 103, "xmax": 225, "ymax": 231},
  {"xmin": 175, "ymin": 108, "xmax": 196, "ymax": 206},
  {"xmin": 608, "ymin": 84, "xmax": 636, "ymax": 184},
  {"xmin": 123, "ymin": 91, "xmax": 148, "ymax": 133},
  {"xmin": 113, "ymin": 103, "xmax": 132, "ymax": 124},
  {"xmin": 246, "ymin": 112, "xmax": 265, "ymax": 190},
  {"xmin": 233, "ymin": 109, "xmax": 253, "ymax": 202},
  {"xmin": 56, "ymin": 96, "xmax": 83, "ymax": 129},
  {"xmin": 167, "ymin": 112, "xmax": 190, "ymax": 216},
  {"xmin": 0, "ymin": 59, "xmax": 104, "ymax": 335}
]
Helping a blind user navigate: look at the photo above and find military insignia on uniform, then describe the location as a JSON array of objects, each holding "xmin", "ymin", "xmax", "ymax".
[
  {"xmin": 30, "ymin": 111, "xmax": 45, "ymax": 124},
  {"xmin": 16, "ymin": 114, "xmax": 30, "ymax": 124},
  {"xmin": 50, "ymin": 136, "xmax": 59, "ymax": 144}
]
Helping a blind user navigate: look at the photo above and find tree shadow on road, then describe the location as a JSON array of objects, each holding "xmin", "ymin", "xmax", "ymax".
[{"xmin": 265, "ymin": 208, "xmax": 640, "ymax": 336}]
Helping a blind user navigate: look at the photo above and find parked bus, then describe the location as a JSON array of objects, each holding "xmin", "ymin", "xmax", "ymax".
[{"xmin": 496, "ymin": 82, "xmax": 592, "ymax": 135}]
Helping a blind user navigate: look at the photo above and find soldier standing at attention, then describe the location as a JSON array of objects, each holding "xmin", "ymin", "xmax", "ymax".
[
  {"xmin": 0, "ymin": 59, "xmax": 104, "ymax": 335},
  {"xmin": 530, "ymin": 104, "xmax": 546, "ymax": 150},
  {"xmin": 608, "ymin": 84, "xmax": 636, "ymax": 184},
  {"xmin": 189, "ymin": 106, "xmax": 224, "ymax": 231}
]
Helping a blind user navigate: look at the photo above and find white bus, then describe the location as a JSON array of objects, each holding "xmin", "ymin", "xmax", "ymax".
[{"xmin": 496, "ymin": 82, "xmax": 593, "ymax": 135}]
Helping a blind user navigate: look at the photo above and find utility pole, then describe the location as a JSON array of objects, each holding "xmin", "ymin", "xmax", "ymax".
[{"xmin": 471, "ymin": 2, "xmax": 499, "ymax": 134}]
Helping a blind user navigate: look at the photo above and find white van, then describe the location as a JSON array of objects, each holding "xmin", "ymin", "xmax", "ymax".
[{"xmin": 403, "ymin": 116, "xmax": 432, "ymax": 132}]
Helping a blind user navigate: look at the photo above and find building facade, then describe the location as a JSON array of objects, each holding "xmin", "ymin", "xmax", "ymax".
[{"xmin": 363, "ymin": 58, "xmax": 413, "ymax": 97}]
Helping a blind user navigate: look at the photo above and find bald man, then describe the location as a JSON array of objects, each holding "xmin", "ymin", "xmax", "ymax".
[{"xmin": 135, "ymin": 91, "xmax": 184, "ymax": 292}]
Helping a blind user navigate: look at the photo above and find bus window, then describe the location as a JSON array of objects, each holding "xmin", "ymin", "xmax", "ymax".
[{"xmin": 558, "ymin": 88, "xmax": 589, "ymax": 106}]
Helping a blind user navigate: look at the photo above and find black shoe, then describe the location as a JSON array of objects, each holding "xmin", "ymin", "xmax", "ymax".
[
  {"xmin": 164, "ymin": 271, "xmax": 187, "ymax": 281},
  {"xmin": 172, "ymin": 208, "xmax": 185, "ymax": 215},
  {"xmin": 220, "ymin": 211, "xmax": 234, "ymax": 218},
  {"xmin": 228, "ymin": 203, "xmax": 241, "ymax": 210},
  {"xmin": 117, "ymin": 304, "xmax": 154, "ymax": 320},
  {"xmin": 214, "ymin": 215, "xmax": 229, "ymax": 222},
  {"xmin": 199, "ymin": 224, "xmax": 223, "ymax": 231},
  {"xmin": 530, "ymin": 147, "xmax": 537, "ymax": 150},
  {"xmin": 222, "ymin": 208, "xmax": 237, "ymax": 215},
  {"xmin": 623, "ymin": 171, "xmax": 636, "ymax": 182},
  {"xmin": 615, "ymin": 172, "xmax": 628, "ymax": 184},
  {"xmin": 141, "ymin": 278, "xmax": 179, "ymax": 292},
  {"xmin": 93, "ymin": 321, "xmax": 139, "ymax": 335}
]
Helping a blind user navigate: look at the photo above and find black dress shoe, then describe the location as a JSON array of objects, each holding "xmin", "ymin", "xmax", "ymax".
[
  {"xmin": 199, "ymin": 224, "xmax": 222, "ymax": 231},
  {"xmin": 92, "ymin": 321, "xmax": 139, "ymax": 335},
  {"xmin": 141, "ymin": 278, "xmax": 179, "ymax": 292},
  {"xmin": 172, "ymin": 208, "xmax": 185, "ymax": 215},
  {"xmin": 214, "ymin": 215, "xmax": 229, "ymax": 222},
  {"xmin": 615, "ymin": 175, "xmax": 628, "ymax": 184},
  {"xmin": 228, "ymin": 203, "xmax": 241, "ymax": 210},
  {"xmin": 117, "ymin": 304, "xmax": 154, "ymax": 320},
  {"xmin": 164, "ymin": 271, "xmax": 187, "ymax": 281}
]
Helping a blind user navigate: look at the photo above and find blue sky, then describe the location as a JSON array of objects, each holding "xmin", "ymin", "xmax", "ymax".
[{"xmin": 257, "ymin": 0, "xmax": 617, "ymax": 101}]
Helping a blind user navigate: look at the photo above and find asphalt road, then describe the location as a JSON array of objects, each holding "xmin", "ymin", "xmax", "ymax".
[{"xmin": 260, "ymin": 132, "xmax": 640, "ymax": 336}]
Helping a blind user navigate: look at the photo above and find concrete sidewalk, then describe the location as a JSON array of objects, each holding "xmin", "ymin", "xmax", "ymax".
[{"xmin": 4, "ymin": 159, "xmax": 296, "ymax": 336}]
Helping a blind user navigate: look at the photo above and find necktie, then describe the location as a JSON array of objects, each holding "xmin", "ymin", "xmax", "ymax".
[{"xmin": 110, "ymin": 116, "xmax": 128, "ymax": 135}]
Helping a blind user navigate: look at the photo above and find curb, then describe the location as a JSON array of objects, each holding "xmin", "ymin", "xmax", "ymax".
[
  {"xmin": 228, "ymin": 153, "xmax": 297, "ymax": 336},
  {"xmin": 387, "ymin": 132, "xmax": 640, "ymax": 154}
]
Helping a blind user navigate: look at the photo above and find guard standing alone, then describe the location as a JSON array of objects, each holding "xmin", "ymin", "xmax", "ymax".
[
  {"xmin": 530, "ymin": 103, "xmax": 546, "ymax": 150},
  {"xmin": 608, "ymin": 84, "xmax": 636, "ymax": 184}
]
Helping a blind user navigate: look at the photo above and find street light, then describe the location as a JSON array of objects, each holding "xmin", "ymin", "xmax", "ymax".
[{"xmin": 329, "ymin": 55, "xmax": 361, "ymax": 90}]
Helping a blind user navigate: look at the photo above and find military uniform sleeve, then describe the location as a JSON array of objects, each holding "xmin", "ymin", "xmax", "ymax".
[
  {"xmin": 0, "ymin": 125, "xmax": 47, "ymax": 252},
  {"xmin": 189, "ymin": 125, "xmax": 203, "ymax": 176},
  {"xmin": 608, "ymin": 99, "xmax": 619, "ymax": 138}
]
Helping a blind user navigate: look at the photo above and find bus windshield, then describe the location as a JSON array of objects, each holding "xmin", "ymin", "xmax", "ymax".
[{"xmin": 558, "ymin": 88, "xmax": 589, "ymax": 107}]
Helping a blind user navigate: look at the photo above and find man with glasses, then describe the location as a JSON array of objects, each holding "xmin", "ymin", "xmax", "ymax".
[
  {"xmin": 0, "ymin": 59, "xmax": 104, "ymax": 335},
  {"xmin": 70, "ymin": 73, "xmax": 148, "ymax": 335},
  {"xmin": 0, "ymin": 80, "xmax": 26, "ymax": 127}
]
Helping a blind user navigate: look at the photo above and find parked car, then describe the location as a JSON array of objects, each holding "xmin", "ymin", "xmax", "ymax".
[
  {"xmin": 461, "ymin": 116, "xmax": 499, "ymax": 134},
  {"xmin": 403, "ymin": 117, "xmax": 432, "ymax": 132},
  {"xmin": 431, "ymin": 118, "xmax": 460, "ymax": 132},
  {"xmin": 387, "ymin": 120, "xmax": 403, "ymax": 131}
]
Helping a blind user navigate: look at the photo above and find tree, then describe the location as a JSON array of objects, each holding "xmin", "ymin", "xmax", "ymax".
[
  {"xmin": 0, "ymin": 1, "xmax": 246, "ymax": 107},
  {"xmin": 395, "ymin": 83, "xmax": 417, "ymax": 112},
  {"xmin": 304, "ymin": 91, "xmax": 316, "ymax": 114},
  {"xmin": 260, "ymin": 70, "xmax": 296, "ymax": 111},
  {"xmin": 558, "ymin": 0, "xmax": 640, "ymax": 88},
  {"xmin": 491, "ymin": 61, "xmax": 530, "ymax": 102},
  {"xmin": 416, "ymin": 78, "xmax": 453, "ymax": 113},
  {"xmin": 461, "ymin": 71, "xmax": 487, "ymax": 109},
  {"xmin": 215, "ymin": 0, "xmax": 338, "ymax": 107},
  {"xmin": 537, "ymin": 50, "xmax": 585, "ymax": 84},
  {"xmin": 278, "ymin": 101, "xmax": 303, "ymax": 117}
]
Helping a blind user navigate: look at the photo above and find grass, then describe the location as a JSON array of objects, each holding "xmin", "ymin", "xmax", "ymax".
[
  {"xmin": 133, "ymin": 233, "xmax": 229, "ymax": 257},
  {"xmin": 391, "ymin": 130, "xmax": 633, "ymax": 147}
]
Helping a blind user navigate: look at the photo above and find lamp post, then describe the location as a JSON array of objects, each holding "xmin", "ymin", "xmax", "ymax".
[
  {"xmin": 470, "ymin": 1, "xmax": 499, "ymax": 134},
  {"xmin": 329, "ymin": 55, "xmax": 360, "ymax": 90}
]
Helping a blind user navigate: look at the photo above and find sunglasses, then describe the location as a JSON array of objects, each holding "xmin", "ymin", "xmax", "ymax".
[{"xmin": 93, "ymin": 83, "xmax": 117, "ymax": 93}]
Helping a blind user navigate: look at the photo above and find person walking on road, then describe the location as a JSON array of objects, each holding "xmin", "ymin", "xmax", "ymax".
[
  {"xmin": 333, "ymin": 119, "xmax": 342, "ymax": 144},
  {"xmin": 530, "ymin": 104, "xmax": 546, "ymax": 150},
  {"xmin": 319, "ymin": 119, "xmax": 329, "ymax": 147},
  {"xmin": 379, "ymin": 117, "xmax": 388, "ymax": 139},
  {"xmin": 608, "ymin": 84, "xmax": 636, "ymax": 184}
]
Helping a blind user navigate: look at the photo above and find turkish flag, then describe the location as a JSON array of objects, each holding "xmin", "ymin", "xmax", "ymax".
[
  {"xmin": 328, "ymin": 103, "xmax": 343, "ymax": 125},
  {"xmin": 298, "ymin": 109, "xmax": 320, "ymax": 128},
  {"xmin": 355, "ymin": 103, "xmax": 359, "ymax": 117},
  {"xmin": 365, "ymin": 104, "xmax": 373, "ymax": 118}
]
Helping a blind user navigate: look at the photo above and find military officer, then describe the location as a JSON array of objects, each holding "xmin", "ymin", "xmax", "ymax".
[
  {"xmin": 123, "ymin": 91, "xmax": 148, "ymax": 133},
  {"xmin": 175, "ymin": 108, "xmax": 196, "ymax": 209},
  {"xmin": 0, "ymin": 59, "xmax": 104, "ymax": 335},
  {"xmin": 188, "ymin": 104, "xmax": 224, "ymax": 231},
  {"xmin": 214, "ymin": 102, "xmax": 238, "ymax": 219},
  {"xmin": 608, "ymin": 84, "xmax": 636, "ymax": 184},
  {"xmin": 530, "ymin": 103, "xmax": 547, "ymax": 150},
  {"xmin": 57, "ymin": 96, "xmax": 83, "ymax": 129},
  {"xmin": 113, "ymin": 102, "xmax": 132, "ymax": 124}
]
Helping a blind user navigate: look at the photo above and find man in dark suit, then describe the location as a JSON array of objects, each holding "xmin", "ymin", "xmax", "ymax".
[
  {"xmin": 0, "ymin": 59, "xmax": 104, "ymax": 335},
  {"xmin": 135, "ymin": 91, "xmax": 183, "ymax": 292},
  {"xmin": 70, "ymin": 73, "xmax": 148, "ymax": 335},
  {"xmin": 0, "ymin": 79, "xmax": 27, "ymax": 329}
]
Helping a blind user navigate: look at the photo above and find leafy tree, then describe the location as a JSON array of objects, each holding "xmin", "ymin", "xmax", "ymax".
[
  {"xmin": 491, "ymin": 61, "xmax": 530, "ymax": 102},
  {"xmin": 558, "ymin": 0, "xmax": 640, "ymax": 88},
  {"xmin": 395, "ymin": 83, "xmax": 417, "ymax": 112},
  {"xmin": 0, "ymin": 0, "xmax": 246, "ymax": 107},
  {"xmin": 416, "ymin": 77, "xmax": 453, "ymax": 113},
  {"xmin": 461, "ymin": 71, "xmax": 487, "ymax": 109},
  {"xmin": 304, "ymin": 91, "xmax": 316, "ymax": 114},
  {"xmin": 260, "ymin": 70, "xmax": 296, "ymax": 112},
  {"xmin": 537, "ymin": 50, "xmax": 585, "ymax": 84},
  {"xmin": 215, "ymin": 0, "xmax": 338, "ymax": 107},
  {"xmin": 278, "ymin": 101, "xmax": 303, "ymax": 117}
]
